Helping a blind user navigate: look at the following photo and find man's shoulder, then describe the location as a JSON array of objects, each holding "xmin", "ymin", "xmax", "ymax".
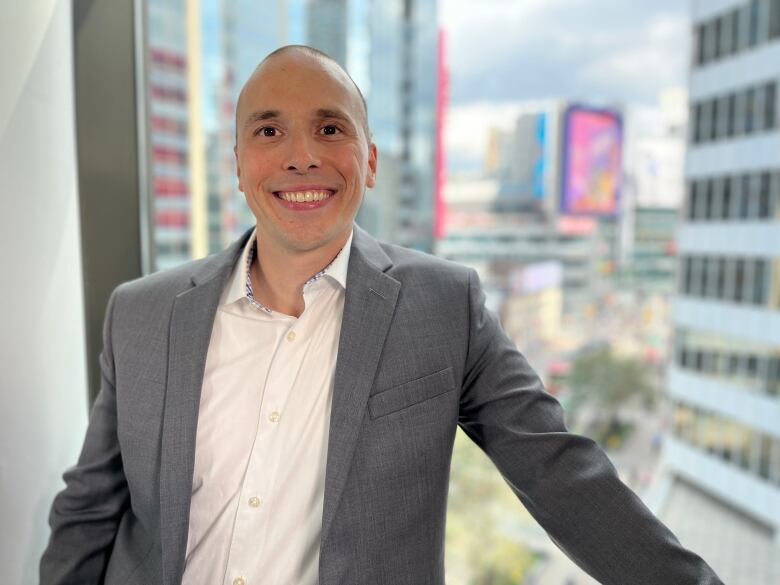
[
  {"xmin": 115, "ymin": 255, "xmax": 212, "ymax": 300},
  {"xmin": 373, "ymin": 239, "xmax": 473, "ymax": 287}
]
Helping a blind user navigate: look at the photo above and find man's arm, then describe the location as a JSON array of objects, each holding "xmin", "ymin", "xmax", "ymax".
[
  {"xmin": 40, "ymin": 288, "xmax": 130, "ymax": 584},
  {"xmin": 458, "ymin": 269, "xmax": 723, "ymax": 585}
]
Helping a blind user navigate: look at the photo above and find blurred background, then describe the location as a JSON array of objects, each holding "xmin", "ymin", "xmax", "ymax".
[{"xmin": 1, "ymin": 0, "xmax": 779, "ymax": 583}]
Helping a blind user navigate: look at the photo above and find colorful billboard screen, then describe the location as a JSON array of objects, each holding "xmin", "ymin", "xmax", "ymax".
[{"xmin": 561, "ymin": 106, "xmax": 622, "ymax": 216}]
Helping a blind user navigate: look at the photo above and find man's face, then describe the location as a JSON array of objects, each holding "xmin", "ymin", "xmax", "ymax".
[{"xmin": 234, "ymin": 52, "xmax": 377, "ymax": 257}]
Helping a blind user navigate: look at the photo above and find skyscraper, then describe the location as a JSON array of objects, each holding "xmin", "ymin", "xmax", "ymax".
[
  {"xmin": 147, "ymin": 0, "xmax": 193, "ymax": 270},
  {"xmin": 359, "ymin": 0, "xmax": 439, "ymax": 252},
  {"xmin": 661, "ymin": 2, "xmax": 780, "ymax": 583}
]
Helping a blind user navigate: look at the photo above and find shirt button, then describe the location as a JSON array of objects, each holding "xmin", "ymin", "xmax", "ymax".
[
  {"xmin": 269, "ymin": 411, "xmax": 281, "ymax": 423},
  {"xmin": 286, "ymin": 330, "xmax": 296, "ymax": 342},
  {"xmin": 233, "ymin": 578, "xmax": 246, "ymax": 585},
  {"xmin": 248, "ymin": 496, "xmax": 261, "ymax": 508}
]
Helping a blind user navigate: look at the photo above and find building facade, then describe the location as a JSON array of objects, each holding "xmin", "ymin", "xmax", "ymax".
[{"xmin": 661, "ymin": 2, "xmax": 780, "ymax": 583}]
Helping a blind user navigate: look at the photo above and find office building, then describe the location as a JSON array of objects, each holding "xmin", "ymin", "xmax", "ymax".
[{"xmin": 660, "ymin": 2, "xmax": 780, "ymax": 583}]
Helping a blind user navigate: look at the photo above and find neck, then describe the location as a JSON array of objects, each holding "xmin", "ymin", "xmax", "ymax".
[{"xmin": 250, "ymin": 231, "xmax": 348, "ymax": 318}]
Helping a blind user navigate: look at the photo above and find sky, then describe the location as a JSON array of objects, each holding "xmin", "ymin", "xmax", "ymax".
[{"xmin": 440, "ymin": 0, "xmax": 690, "ymax": 173}]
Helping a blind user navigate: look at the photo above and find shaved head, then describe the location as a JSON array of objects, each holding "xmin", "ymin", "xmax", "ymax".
[{"xmin": 235, "ymin": 45, "xmax": 370, "ymax": 145}]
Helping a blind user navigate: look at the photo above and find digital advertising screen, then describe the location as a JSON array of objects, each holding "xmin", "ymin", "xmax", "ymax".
[{"xmin": 561, "ymin": 106, "xmax": 623, "ymax": 216}]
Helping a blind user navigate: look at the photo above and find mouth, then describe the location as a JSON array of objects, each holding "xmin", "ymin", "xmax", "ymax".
[{"xmin": 273, "ymin": 189, "xmax": 335, "ymax": 203}]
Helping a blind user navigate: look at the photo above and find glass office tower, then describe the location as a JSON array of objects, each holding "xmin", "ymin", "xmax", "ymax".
[{"xmin": 359, "ymin": 0, "xmax": 438, "ymax": 252}]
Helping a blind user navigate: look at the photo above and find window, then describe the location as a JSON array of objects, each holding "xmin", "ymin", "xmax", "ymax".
[
  {"xmin": 727, "ymin": 93, "xmax": 737, "ymax": 137},
  {"xmin": 706, "ymin": 257, "xmax": 720, "ymax": 298},
  {"xmin": 753, "ymin": 259, "xmax": 767, "ymax": 304},
  {"xmin": 704, "ymin": 179, "xmax": 714, "ymax": 219},
  {"xmin": 703, "ymin": 19, "xmax": 718, "ymax": 62},
  {"xmin": 770, "ymin": 0, "xmax": 780, "ymax": 39},
  {"xmin": 684, "ymin": 256, "xmax": 693, "ymax": 294},
  {"xmin": 711, "ymin": 177, "xmax": 724, "ymax": 219},
  {"xmin": 715, "ymin": 95, "xmax": 729, "ymax": 140},
  {"xmin": 765, "ymin": 82, "xmax": 776, "ymax": 130},
  {"xmin": 701, "ymin": 99, "xmax": 713, "ymax": 142},
  {"xmin": 717, "ymin": 257, "xmax": 727, "ymax": 298},
  {"xmin": 772, "ymin": 172, "xmax": 780, "ymax": 220},
  {"xmin": 734, "ymin": 258, "xmax": 746, "ymax": 302},
  {"xmin": 739, "ymin": 174, "xmax": 751, "ymax": 218},
  {"xmin": 695, "ymin": 23, "xmax": 705, "ymax": 65},
  {"xmin": 749, "ymin": 0, "xmax": 760, "ymax": 46},
  {"xmin": 687, "ymin": 180, "xmax": 698, "ymax": 220},
  {"xmin": 745, "ymin": 87, "xmax": 756, "ymax": 134},
  {"xmin": 759, "ymin": 172, "xmax": 771, "ymax": 218},
  {"xmin": 714, "ymin": 18, "xmax": 723, "ymax": 59},
  {"xmin": 738, "ymin": 4, "xmax": 752, "ymax": 51},
  {"xmin": 734, "ymin": 90, "xmax": 746, "ymax": 136},
  {"xmin": 722, "ymin": 177, "xmax": 732, "ymax": 219}
]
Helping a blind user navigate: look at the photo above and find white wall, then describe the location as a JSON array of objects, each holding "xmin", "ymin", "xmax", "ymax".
[{"xmin": 0, "ymin": 1, "xmax": 90, "ymax": 583}]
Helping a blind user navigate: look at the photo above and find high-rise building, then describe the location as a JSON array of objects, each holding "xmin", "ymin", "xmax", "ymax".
[
  {"xmin": 147, "ymin": 0, "xmax": 192, "ymax": 270},
  {"xmin": 660, "ymin": 2, "xmax": 780, "ymax": 583},
  {"xmin": 358, "ymin": 0, "xmax": 439, "ymax": 252}
]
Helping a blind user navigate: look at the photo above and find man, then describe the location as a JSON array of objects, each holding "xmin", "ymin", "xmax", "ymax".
[{"xmin": 41, "ymin": 45, "xmax": 723, "ymax": 585}]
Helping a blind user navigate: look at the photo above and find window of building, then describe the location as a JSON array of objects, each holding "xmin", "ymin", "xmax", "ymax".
[
  {"xmin": 713, "ymin": 18, "xmax": 723, "ymax": 59},
  {"xmin": 683, "ymin": 256, "xmax": 693, "ymax": 294},
  {"xmin": 734, "ymin": 258, "xmax": 746, "ymax": 302},
  {"xmin": 745, "ymin": 87, "xmax": 756, "ymax": 134},
  {"xmin": 753, "ymin": 259, "xmax": 767, "ymax": 305},
  {"xmin": 727, "ymin": 93, "xmax": 737, "ymax": 137},
  {"xmin": 765, "ymin": 82, "xmax": 776, "ymax": 130},
  {"xmin": 687, "ymin": 181, "xmax": 698, "ymax": 220},
  {"xmin": 759, "ymin": 172, "xmax": 771, "ymax": 218},
  {"xmin": 734, "ymin": 90, "xmax": 747, "ymax": 136},
  {"xmin": 739, "ymin": 174, "xmax": 752, "ymax": 219},
  {"xmin": 749, "ymin": 0, "xmax": 761, "ymax": 46},
  {"xmin": 703, "ymin": 179, "xmax": 714, "ymax": 219},
  {"xmin": 722, "ymin": 176, "xmax": 733, "ymax": 219},
  {"xmin": 717, "ymin": 257, "xmax": 727, "ymax": 298},
  {"xmin": 694, "ymin": 22, "xmax": 705, "ymax": 65},
  {"xmin": 770, "ymin": 0, "xmax": 780, "ymax": 39},
  {"xmin": 772, "ymin": 172, "xmax": 780, "ymax": 220}
]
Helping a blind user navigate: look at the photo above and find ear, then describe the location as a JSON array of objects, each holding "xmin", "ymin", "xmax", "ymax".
[
  {"xmin": 234, "ymin": 145, "xmax": 243, "ymax": 192},
  {"xmin": 366, "ymin": 143, "xmax": 378, "ymax": 189}
]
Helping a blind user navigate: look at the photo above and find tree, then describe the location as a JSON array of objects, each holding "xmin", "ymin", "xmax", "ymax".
[{"xmin": 567, "ymin": 346, "xmax": 656, "ymax": 429}]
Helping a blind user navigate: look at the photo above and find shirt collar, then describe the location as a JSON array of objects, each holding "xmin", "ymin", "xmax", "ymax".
[{"xmin": 221, "ymin": 227, "xmax": 353, "ymax": 309}]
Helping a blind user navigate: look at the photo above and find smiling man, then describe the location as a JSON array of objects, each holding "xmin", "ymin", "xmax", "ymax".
[{"xmin": 40, "ymin": 46, "xmax": 723, "ymax": 585}]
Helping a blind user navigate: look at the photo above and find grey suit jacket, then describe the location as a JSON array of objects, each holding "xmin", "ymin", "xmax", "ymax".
[{"xmin": 41, "ymin": 226, "xmax": 723, "ymax": 585}]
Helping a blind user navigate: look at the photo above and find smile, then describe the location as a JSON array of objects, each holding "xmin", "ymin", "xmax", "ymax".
[{"xmin": 275, "ymin": 190, "xmax": 334, "ymax": 202}]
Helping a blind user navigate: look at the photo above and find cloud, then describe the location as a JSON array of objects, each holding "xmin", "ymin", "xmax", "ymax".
[{"xmin": 440, "ymin": 0, "xmax": 689, "ymax": 107}]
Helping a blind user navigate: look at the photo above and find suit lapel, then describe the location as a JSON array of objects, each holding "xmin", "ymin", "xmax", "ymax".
[
  {"xmin": 321, "ymin": 227, "xmax": 400, "ymax": 544},
  {"xmin": 159, "ymin": 233, "xmax": 249, "ymax": 585}
]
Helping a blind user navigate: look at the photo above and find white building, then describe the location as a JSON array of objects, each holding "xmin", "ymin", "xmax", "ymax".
[{"xmin": 659, "ymin": 2, "xmax": 780, "ymax": 583}]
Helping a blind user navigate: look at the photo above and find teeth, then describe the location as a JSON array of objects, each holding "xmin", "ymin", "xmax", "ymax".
[{"xmin": 279, "ymin": 190, "xmax": 332, "ymax": 203}]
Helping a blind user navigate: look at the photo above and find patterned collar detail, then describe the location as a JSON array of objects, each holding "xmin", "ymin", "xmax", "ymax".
[{"xmin": 243, "ymin": 236, "xmax": 348, "ymax": 314}]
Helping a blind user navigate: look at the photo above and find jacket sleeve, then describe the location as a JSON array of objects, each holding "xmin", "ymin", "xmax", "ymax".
[
  {"xmin": 457, "ymin": 269, "xmax": 723, "ymax": 585},
  {"xmin": 40, "ymin": 287, "xmax": 130, "ymax": 585}
]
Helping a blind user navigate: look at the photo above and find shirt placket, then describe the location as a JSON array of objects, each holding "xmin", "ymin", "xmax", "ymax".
[{"xmin": 222, "ymin": 297, "xmax": 317, "ymax": 585}]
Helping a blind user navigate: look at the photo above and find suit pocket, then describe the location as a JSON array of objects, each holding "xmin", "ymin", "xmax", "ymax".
[{"xmin": 368, "ymin": 367, "xmax": 455, "ymax": 420}]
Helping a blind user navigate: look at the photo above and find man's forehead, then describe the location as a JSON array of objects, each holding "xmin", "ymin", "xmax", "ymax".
[{"xmin": 245, "ymin": 52, "xmax": 355, "ymax": 101}]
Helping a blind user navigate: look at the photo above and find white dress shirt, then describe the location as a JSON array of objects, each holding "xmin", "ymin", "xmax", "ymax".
[{"xmin": 181, "ymin": 229, "xmax": 352, "ymax": 585}]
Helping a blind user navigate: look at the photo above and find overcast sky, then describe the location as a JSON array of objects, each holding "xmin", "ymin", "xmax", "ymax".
[{"xmin": 440, "ymin": 0, "xmax": 690, "ymax": 172}]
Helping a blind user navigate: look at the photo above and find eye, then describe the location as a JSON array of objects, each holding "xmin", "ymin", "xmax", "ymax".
[
  {"xmin": 319, "ymin": 125, "xmax": 342, "ymax": 136},
  {"xmin": 255, "ymin": 126, "xmax": 278, "ymax": 137}
]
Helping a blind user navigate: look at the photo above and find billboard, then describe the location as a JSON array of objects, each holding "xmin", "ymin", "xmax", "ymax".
[{"xmin": 561, "ymin": 105, "xmax": 622, "ymax": 216}]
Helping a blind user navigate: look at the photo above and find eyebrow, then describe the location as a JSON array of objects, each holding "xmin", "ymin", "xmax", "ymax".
[
  {"xmin": 315, "ymin": 108, "xmax": 354, "ymax": 126},
  {"xmin": 243, "ymin": 110, "xmax": 280, "ymax": 129},
  {"xmin": 242, "ymin": 108, "xmax": 357, "ymax": 130}
]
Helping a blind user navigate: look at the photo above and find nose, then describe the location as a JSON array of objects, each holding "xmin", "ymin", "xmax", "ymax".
[{"xmin": 283, "ymin": 132, "xmax": 321, "ymax": 172}]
